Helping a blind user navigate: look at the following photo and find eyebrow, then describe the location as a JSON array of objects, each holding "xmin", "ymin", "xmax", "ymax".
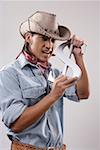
[{"xmin": 39, "ymin": 35, "xmax": 55, "ymax": 42}]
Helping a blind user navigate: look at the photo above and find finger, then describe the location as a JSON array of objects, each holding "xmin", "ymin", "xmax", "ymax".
[
  {"xmin": 56, "ymin": 75, "xmax": 68, "ymax": 82},
  {"xmin": 71, "ymin": 35, "xmax": 84, "ymax": 46},
  {"xmin": 72, "ymin": 38, "xmax": 80, "ymax": 47},
  {"xmin": 80, "ymin": 40, "xmax": 84, "ymax": 47},
  {"xmin": 76, "ymin": 40, "xmax": 84, "ymax": 47},
  {"xmin": 60, "ymin": 77, "xmax": 78, "ymax": 85},
  {"xmin": 63, "ymin": 82, "xmax": 76, "ymax": 89}
]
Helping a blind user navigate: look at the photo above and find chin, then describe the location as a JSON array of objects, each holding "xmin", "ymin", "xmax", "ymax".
[
  {"xmin": 42, "ymin": 58, "xmax": 48, "ymax": 62},
  {"xmin": 40, "ymin": 57, "xmax": 49, "ymax": 62}
]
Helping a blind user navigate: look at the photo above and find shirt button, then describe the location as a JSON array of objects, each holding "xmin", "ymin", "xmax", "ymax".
[
  {"xmin": 41, "ymin": 89, "xmax": 44, "ymax": 93},
  {"xmin": 38, "ymin": 72, "xmax": 42, "ymax": 76}
]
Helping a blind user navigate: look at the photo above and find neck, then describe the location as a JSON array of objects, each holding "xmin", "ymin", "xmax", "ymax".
[{"xmin": 23, "ymin": 43, "xmax": 34, "ymax": 57}]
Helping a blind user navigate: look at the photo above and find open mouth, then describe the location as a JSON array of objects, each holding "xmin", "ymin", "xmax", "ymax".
[{"xmin": 42, "ymin": 50, "xmax": 52, "ymax": 55}]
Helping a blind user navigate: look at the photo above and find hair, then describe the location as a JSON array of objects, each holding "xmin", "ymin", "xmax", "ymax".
[{"xmin": 22, "ymin": 31, "xmax": 37, "ymax": 56}]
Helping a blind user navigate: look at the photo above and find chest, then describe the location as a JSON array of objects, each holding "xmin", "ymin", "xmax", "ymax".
[{"xmin": 17, "ymin": 67, "xmax": 51, "ymax": 105}]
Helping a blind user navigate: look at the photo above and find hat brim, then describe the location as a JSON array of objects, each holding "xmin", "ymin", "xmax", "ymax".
[{"xmin": 19, "ymin": 20, "xmax": 71, "ymax": 41}]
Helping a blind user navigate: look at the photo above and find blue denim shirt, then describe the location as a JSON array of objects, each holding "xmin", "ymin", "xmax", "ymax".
[{"xmin": 0, "ymin": 53, "xmax": 79, "ymax": 148}]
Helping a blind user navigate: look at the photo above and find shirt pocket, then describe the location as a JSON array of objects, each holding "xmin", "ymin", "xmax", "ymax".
[
  {"xmin": 18, "ymin": 74, "xmax": 46, "ymax": 103},
  {"xmin": 22, "ymin": 86, "xmax": 46, "ymax": 99}
]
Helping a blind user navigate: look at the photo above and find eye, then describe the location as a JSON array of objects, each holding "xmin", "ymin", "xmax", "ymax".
[
  {"xmin": 40, "ymin": 35, "xmax": 55, "ymax": 43},
  {"xmin": 42, "ymin": 36, "xmax": 49, "ymax": 41},
  {"xmin": 51, "ymin": 38, "xmax": 55, "ymax": 43}
]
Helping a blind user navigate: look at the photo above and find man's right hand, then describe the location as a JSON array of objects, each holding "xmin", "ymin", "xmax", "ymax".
[{"xmin": 50, "ymin": 75, "xmax": 78, "ymax": 100}]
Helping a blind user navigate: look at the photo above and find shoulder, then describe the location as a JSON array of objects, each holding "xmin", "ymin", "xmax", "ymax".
[{"xmin": 0, "ymin": 60, "xmax": 20, "ymax": 79}]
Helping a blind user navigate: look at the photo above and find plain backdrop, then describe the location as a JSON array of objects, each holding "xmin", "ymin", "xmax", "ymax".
[{"xmin": 0, "ymin": 1, "xmax": 99, "ymax": 150}]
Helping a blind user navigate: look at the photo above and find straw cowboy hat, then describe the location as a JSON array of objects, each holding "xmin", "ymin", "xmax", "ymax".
[{"xmin": 19, "ymin": 11, "xmax": 71, "ymax": 41}]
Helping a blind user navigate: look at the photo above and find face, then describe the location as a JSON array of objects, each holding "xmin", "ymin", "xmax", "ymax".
[{"xmin": 26, "ymin": 33, "xmax": 55, "ymax": 62}]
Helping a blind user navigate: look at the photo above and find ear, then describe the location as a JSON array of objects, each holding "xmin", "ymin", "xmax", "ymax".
[{"xmin": 24, "ymin": 32, "xmax": 32, "ymax": 44}]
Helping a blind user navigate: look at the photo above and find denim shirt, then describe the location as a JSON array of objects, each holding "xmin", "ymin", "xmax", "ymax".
[{"xmin": 0, "ymin": 53, "xmax": 79, "ymax": 148}]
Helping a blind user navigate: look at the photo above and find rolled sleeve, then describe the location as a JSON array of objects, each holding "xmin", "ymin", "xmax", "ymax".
[
  {"xmin": 0, "ymin": 68, "xmax": 27, "ymax": 127},
  {"xmin": 64, "ymin": 85, "xmax": 80, "ymax": 102}
]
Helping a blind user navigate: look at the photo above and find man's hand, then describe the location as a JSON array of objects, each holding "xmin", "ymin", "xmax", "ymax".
[
  {"xmin": 50, "ymin": 75, "xmax": 78, "ymax": 100},
  {"xmin": 71, "ymin": 35, "xmax": 84, "ymax": 57}
]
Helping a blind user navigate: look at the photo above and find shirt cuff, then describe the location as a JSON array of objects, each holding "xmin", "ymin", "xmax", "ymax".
[
  {"xmin": 64, "ymin": 85, "xmax": 80, "ymax": 102},
  {"xmin": 2, "ymin": 101, "xmax": 27, "ymax": 127}
]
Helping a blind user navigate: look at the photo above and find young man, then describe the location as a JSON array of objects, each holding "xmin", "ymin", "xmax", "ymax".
[{"xmin": 0, "ymin": 11, "xmax": 89, "ymax": 150}]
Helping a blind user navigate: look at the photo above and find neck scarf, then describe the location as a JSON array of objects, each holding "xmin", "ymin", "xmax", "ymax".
[{"xmin": 17, "ymin": 50, "xmax": 51, "ymax": 74}]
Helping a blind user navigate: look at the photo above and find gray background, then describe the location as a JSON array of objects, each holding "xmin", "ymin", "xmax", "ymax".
[{"xmin": 0, "ymin": 1, "xmax": 99, "ymax": 150}]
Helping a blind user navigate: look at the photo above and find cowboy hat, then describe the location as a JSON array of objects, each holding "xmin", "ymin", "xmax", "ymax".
[{"xmin": 19, "ymin": 11, "xmax": 71, "ymax": 41}]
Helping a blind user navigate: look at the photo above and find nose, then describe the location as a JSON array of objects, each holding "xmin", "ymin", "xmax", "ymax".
[{"xmin": 45, "ymin": 39, "xmax": 53, "ymax": 49}]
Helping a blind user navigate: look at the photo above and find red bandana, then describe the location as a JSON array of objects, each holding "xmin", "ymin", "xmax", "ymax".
[{"xmin": 21, "ymin": 51, "xmax": 51, "ymax": 73}]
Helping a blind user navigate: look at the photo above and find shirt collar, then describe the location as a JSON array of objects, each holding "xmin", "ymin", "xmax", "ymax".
[
  {"xmin": 17, "ymin": 52, "xmax": 37, "ymax": 69},
  {"xmin": 17, "ymin": 52, "xmax": 52, "ymax": 71}
]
